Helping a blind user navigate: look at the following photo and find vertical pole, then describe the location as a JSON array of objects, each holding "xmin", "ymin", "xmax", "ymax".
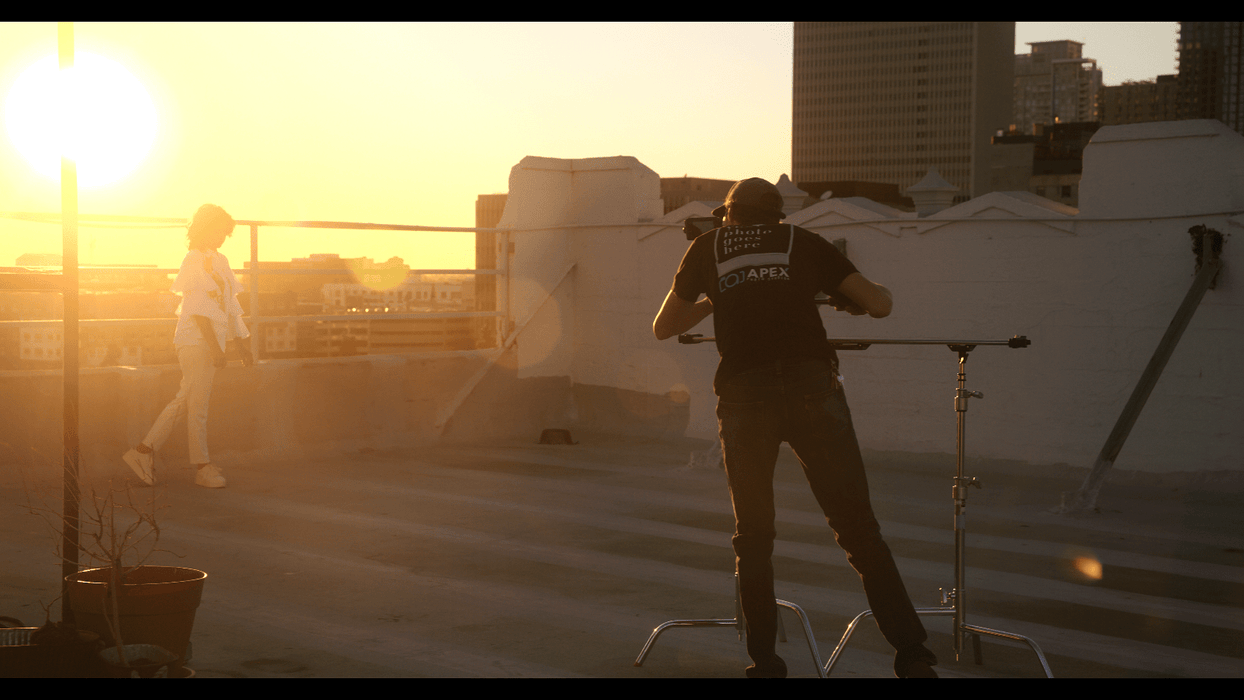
[
  {"xmin": 953, "ymin": 352, "xmax": 968, "ymax": 660},
  {"xmin": 249, "ymin": 224, "xmax": 259, "ymax": 360},
  {"xmin": 504, "ymin": 234, "xmax": 513, "ymax": 343},
  {"xmin": 949, "ymin": 346, "xmax": 981, "ymax": 661},
  {"xmin": 58, "ymin": 21, "xmax": 81, "ymax": 624}
]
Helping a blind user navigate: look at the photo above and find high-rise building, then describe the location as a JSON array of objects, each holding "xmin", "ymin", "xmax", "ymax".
[
  {"xmin": 1178, "ymin": 22, "xmax": 1243, "ymax": 134},
  {"xmin": 1013, "ymin": 40, "xmax": 1102, "ymax": 134},
  {"xmin": 792, "ymin": 22, "xmax": 1014, "ymax": 204},
  {"xmin": 1101, "ymin": 75, "xmax": 1180, "ymax": 126}
]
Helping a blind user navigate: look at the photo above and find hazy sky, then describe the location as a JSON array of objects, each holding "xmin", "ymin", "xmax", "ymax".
[{"xmin": 0, "ymin": 22, "xmax": 1180, "ymax": 271}]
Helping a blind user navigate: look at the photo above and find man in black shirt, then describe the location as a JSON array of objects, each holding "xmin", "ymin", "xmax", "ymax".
[{"xmin": 653, "ymin": 178, "xmax": 937, "ymax": 678}]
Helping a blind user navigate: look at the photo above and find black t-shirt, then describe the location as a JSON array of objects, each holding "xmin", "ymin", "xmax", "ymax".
[{"xmin": 671, "ymin": 223, "xmax": 859, "ymax": 391}]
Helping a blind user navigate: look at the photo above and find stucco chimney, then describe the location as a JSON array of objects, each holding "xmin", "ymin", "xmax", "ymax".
[{"xmin": 906, "ymin": 167, "xmax": 958, "ymax": 217}]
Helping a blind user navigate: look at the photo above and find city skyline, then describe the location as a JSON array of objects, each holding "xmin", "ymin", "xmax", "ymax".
[{"xmin": 2, "ymin": 23, "xmax": 1178, "ymax": 271}]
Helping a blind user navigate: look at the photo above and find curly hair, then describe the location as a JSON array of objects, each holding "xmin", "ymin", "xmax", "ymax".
[{"xmin": 186, "ymin": 204, "xmax": 235, "ymax": 250}]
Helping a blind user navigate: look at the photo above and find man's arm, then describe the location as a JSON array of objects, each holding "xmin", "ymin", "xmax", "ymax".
[
  {"xmin": 653, "ymin": 290, "xmax": 713, "ymax": 340},
  {"xmin": 836, "ymin": 273, "xmax": 893, "ymax": 318}
]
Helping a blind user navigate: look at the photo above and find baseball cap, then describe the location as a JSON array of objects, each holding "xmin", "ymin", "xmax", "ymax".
[{"xmin": 711, "ymin": 177, "xmax": 784, "ymax": 219}]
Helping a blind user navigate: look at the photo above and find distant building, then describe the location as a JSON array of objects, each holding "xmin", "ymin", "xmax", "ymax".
[
  {"xmin": 369, "ymin": 316, "xmax": 475, "ymax": 354},
  {"xmin": 991, "ymin": 121, "xmax": 1102, "ymax": 208},
  {"xmin": 1, "ymin": 249, "xmax": 477, "ymax": 365},
  {"xmin": 1177, "ymin": 22, "xmax": 1243, "ymax": 133},
  {"xmin": 475, "ymin": 193, "xmax": 507, "ymax": 349},
  {"xmin": 320, "ymin": 278, "xmax": 451, "ymax": 312},
  {"xmin": 659, "ymin": 177, "xmax": 734, "ymax": 215},
  {"xmin": 12, "ymin": 254, "xmax": 170, "ymax": 292},
  {"xmin": 475, "ymin": 193, "xmax": 507, "ymax": 231},
  {"xmin": 302, "ymin": 317, "xmax": 370, "ymax": 357},
  {"xmin": 16, "ymin": 326, "xmax": 63, "ymax": 363},
  {"xmin": 239, "ymin": 290, "xmax": 301, "ymax": 358},
  {"xmin": 1013, "ymin": 40, "xmax": 1102, "ymax": 135},
  {"xmin": 792, "ymin": 22, "xmax": 1014, "ymax": 204},
  {"xmin": 0, "ymin": 290, "xmax": 60, "ymax": 320},
  {"xmin": 0, "ymin": 287, "xmax": 178, "ymax": 367},
  {"xmin": 14, "ymin": 253, "xmax": 61, "ymax": 267},
  {"xmin": 243, "ymin": 253, "xmax": 355, "ymax": 298},
  {"xmin": 795, "ymin": 181, "xmax": 914, "ymax": 211},
  {"xmin": 1101, "ymin": 75, "xmax": 1180, "ymax": 126},
  {"xmin": 259, "ymin": 320, "xmax": 298, "ymax": 356}
]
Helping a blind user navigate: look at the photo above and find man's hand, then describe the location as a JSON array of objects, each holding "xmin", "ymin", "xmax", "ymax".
[
  {"xmin": 835, "ymin": 274, "xmax": 893, "ymax": 318},
  {"xmin": 824, "ymin": 293, "xmax": 868, "ymax": 316}
]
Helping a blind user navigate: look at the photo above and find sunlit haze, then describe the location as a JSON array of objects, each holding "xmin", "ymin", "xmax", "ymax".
[{"xmin": 0, "ymin": 22, "xmax": 1178, "ymax": 271}]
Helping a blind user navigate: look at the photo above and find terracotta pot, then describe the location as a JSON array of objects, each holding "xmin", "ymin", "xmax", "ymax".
[{"xmin": 65, "ymin": 566, "xmax": 206, "ymax": 665}]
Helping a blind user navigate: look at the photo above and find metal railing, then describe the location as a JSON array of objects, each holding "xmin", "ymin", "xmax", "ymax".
[{"xmin": 0, "ymin": 211, "xmax": 511, "ymax": 362}]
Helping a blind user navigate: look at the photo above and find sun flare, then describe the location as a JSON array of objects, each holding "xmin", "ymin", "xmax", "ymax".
[{"xmin": 4, "ymin": 52, "xmax": 157, "ymax": 188}]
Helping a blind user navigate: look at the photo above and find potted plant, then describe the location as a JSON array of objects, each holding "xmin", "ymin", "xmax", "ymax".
[{"xmin": 24, "ymin": 476, "xmax": 206, "ymax": 678}]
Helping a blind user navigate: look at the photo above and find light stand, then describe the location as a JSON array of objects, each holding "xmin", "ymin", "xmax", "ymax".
[
  {"xmin": 648, "ymin": 332, "xmax": 1052, "ymax": 678},
  {"xmin": 816, "ymin": 335, "xmax": 1052, "ymax": 678}
]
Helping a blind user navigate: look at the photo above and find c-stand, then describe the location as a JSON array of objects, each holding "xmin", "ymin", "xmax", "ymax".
[{"xmin": 657, "ymin": 332, "xmax": 1052, "ymax": 678}]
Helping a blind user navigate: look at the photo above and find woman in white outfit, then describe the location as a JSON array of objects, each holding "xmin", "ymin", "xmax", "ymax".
[{"xmin": 123, "ymin": 204, "xmax": 253, "ymax": 488}]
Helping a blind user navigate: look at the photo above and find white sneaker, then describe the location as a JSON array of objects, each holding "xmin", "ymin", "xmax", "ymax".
[
  {"xmin": 195, "ymin": 463, "xmax": 226, "ymax": 488},
  {"xmin": 123, "ymin": 448, "xmax": 155, "ymax": 486}
]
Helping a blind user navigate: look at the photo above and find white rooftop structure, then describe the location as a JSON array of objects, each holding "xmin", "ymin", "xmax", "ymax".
[
  {"xmin": 486, "ymin": 121, "xmax": 1243, "ymax": 475},
  {"xmin": 906, "ymin": 167, "xmax": 959, "ymax": 217}
]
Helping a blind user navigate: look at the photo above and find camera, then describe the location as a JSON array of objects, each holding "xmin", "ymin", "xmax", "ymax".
[{"xmin": 683, "ymin": 216, "xmax": 723, "ymax": 241}]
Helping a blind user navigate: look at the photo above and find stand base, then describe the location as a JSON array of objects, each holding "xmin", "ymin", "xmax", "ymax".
[
  {"xmin": 823, "ymin": 607, "xmax": 1053, "ymax": 678},
  {"xmin": 634, "ymin": 597, "xmax": 825, "ymax": 677}
]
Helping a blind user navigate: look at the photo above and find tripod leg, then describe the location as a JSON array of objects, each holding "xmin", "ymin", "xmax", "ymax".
[
  {"xmin": 777, "ymin": 599, "xmax": 826, "ymax": 678},
  {"xmin": 971, "ymin": 631, "xmax": 983, "ymax": 665}
]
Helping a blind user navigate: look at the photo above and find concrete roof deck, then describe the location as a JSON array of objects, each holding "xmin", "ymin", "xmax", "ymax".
[{"xmin": 3, "ymin": 435, "xmax": 1242, "ymax": 678}]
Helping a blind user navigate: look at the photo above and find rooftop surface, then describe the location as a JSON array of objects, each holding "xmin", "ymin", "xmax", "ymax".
[{"xmin": 3, "ymin": 434, "xmax": 1242, "ymax": 678}]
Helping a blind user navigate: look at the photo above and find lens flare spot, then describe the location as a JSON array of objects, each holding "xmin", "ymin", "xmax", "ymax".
[
  {"xmin": 508, "ymin": 275, "xmax": 562, "ymax": 370},
  {"xmin": 347, "ymin": 258, "xmax": 409, "ymax": 291},
  {"xmin": 1072, "ymin": 554, "xmax": 1103, "ymax": 581},
  {"xmin": 669, "ymin": 383, "xmax": 690, "ymax": 405}
]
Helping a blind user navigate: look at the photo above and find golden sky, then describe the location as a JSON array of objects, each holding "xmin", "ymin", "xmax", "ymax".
[
  {"xmin": 0, "ymin": 22, "xmax": 794, "ymax": 271},
  {"xmin": 1, "ymin": 22, "xmax": 1176, "ymax": 271}
]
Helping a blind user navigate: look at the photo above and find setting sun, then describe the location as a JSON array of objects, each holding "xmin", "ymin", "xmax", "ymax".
[{"xmin": 4, "ymin": 51, "xmax": 156, "ymax": 188}]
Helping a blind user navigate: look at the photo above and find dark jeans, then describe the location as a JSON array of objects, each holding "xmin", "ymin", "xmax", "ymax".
[{"xmin": 715, "ymin": 358, "xmax": 929, "ymax": 668}]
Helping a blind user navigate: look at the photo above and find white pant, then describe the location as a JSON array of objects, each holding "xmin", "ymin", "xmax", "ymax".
[{"xmin": 142, "ymin": 344, "xmax": 217, "ymax": 465}]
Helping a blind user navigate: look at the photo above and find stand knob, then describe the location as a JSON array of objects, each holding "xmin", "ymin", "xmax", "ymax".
[
  {"xmin": 954, "ymin": 390, "xmax": 983, "ymax": 411},
  {"xmin": 940, "ymin": 587, "xmax": 957, "ymax": 606}
]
